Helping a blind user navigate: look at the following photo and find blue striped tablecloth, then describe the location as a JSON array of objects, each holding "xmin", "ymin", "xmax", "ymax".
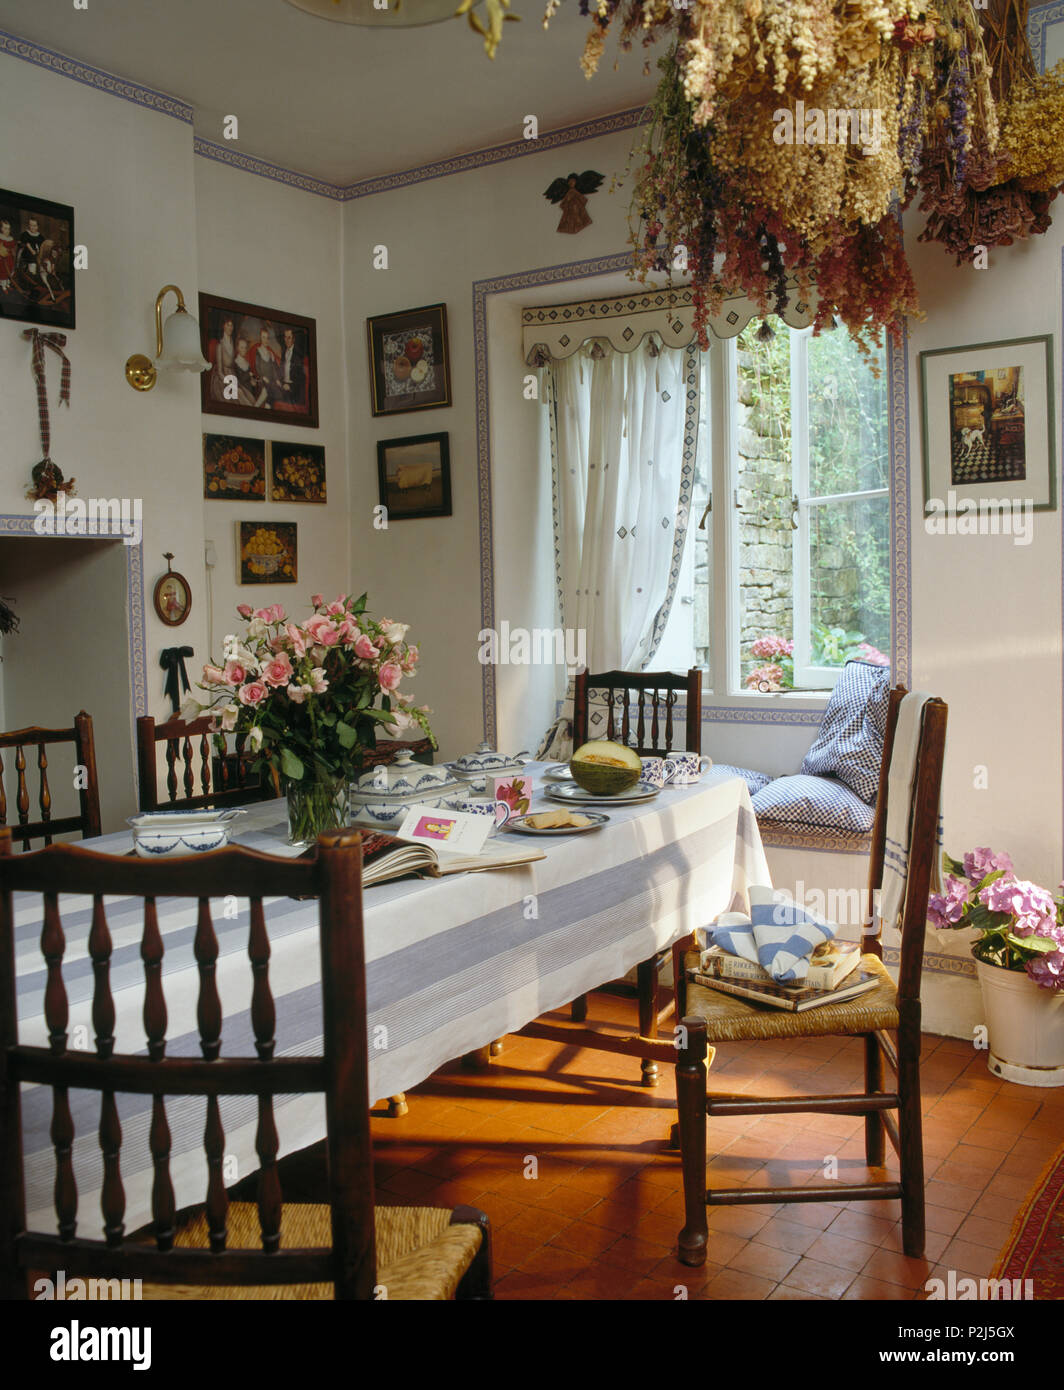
[{"xmin": 13, "ymin": 765, "xmax": 768, "ymax": 1234}]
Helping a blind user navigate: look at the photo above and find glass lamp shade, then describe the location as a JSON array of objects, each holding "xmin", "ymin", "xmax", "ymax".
[
  {"xmin": 156, "ymin": 306, "xmax": 210, "ymax": 373},
  {"xmin": 284, "ymin": 0, "xmax": 471, "ymax": 27}
]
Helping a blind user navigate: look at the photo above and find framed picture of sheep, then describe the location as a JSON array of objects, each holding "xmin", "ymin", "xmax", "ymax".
[{"xmin": 376, "ymin": 431, "xmax": 451, "ymax": 521}]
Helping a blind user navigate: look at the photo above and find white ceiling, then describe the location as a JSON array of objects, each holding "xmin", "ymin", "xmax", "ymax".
[{"xmin": 0, "ymin": 0, "xmax": 657, "ymax": 185}]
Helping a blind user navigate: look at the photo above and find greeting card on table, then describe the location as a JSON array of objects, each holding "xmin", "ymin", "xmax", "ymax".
[{"xmin": 396, "ymin": 805, "xmax": 493, "ymax": 858}]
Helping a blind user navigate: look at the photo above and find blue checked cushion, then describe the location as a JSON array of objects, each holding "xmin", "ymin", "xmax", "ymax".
[
  {"xmin": 713, "ymin": 764, "xmax": 772, "ymax": 796},
  {"xmin": 800, "ymin": 659, "xmax": 890, "ymax": 805},
  {"xmin": 709, "ymin": 886, "xmax": 836, "ymax": 982},
  {"xmin": 751, "ymin": 774, "xmax": 875, "ymax": 835}
]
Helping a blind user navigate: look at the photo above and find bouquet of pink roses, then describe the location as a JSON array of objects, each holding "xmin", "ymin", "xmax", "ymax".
[
  {"xmin": 184, "ymin": 593, "xmax": 434, "ymax": 837},
  {"xmin": 928, "ymin": 847, "xmax": 1064, "ymax": 991}
]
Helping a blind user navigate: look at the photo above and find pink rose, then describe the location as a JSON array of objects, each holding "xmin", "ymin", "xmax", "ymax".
[
  {"xmin": 262, "ymin": 653, "xmax": 294, "ymax": 688},
  {"xmin": 284, "ymin": 622, "xmax": 306, "ymax": 658},
  {"xmin": 236, "ymin": 604, "xmax": 253, "ymax": 618},
  {"xmin": 223, "ymin": 659, "xmax": 249, "ymax": 685},
  {"xmin": 304, "ymin": 616, "xmax": 340, "ymax": 647},
  {"xmin": 378, "ymin": 663, "xmax": 402, "ymax": 693},
  {"xmin": 237, "ymin": 681, "xmax": 267, "ymax": 706},
  {"xmin": 254, "ymin": 604, "xmax": 285, "ymax": 624},
  {"xmin": 354, "ymin": 633, "xmax": 380, "ymax": 660},
  {"xmin": 400, "ymin": 645, "xmax": 418, "ymax": 674},
  {"xmin": 202, "ymin": 664, "xmax": 227, "ymax": 685},
  {"xmin": 326, "ymin": 596, "xmax": 348, "ymax": 616},
  {"xmin": 310, "ymin": 594, "xmax": 324, "ymax": 608},
  {"xmin": 335, "ymin": 617, "xmax": 361, "ymax": 644}
]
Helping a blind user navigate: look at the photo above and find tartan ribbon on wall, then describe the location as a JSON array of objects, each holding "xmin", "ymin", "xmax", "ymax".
[{"xmin": 22, "ymin": 328, "xmax": 71, "ymax": 459}]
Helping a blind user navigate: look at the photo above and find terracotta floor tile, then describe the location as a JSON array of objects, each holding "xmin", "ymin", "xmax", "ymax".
[
  {"xmin": 804, "ymin": 1231, "xmax": 880, "ymax": 1272},
  {"xmin": 859, "ymin": 1247, "xmax": 934, "ymax": 1289},
  {"xmin": 755, "ymin": 1217, "xmax": 822, "ymax": 1256},
  {"xmin": 700, "ymin": 1266, "xmax": 777, "ymax": 1300},
  {"xmin": 923, "ymin": 1203, "xmax": 966, "ymax": 1237},
  {"xmin": 982, "ymin": 1171, "xmax": 1039, "ymax": 1202},
  {"xmin": 729, "ymin": 1240, "xmax": 801, "ymax": 1283},
  {"xmin": 706, "ymin": 1205, "xmax": 773, "ymax": 1238},
  {"xmin": 954, "ymin": 1212, "xmax": 1014, "ymax": 1249},
  {"xmin": 923, "ymin": 1179, "xmax": 979, "ymax": 1214},
  {"xmin": 938, "ymin": 1237, "xmax": 998, "ymax": 1277},
  {"xmin": 504, "ymin": 1206, "xmax": 571, "ymax": 1246},
  {"xmin": 783, "ymin": 1257, "xmax": 857, "ymax": 1298},
  {"xmin": 517, "ymin": 1242, "xmax": 593, "ymax": 1282},
  {"xmin": 931, "ymin": 1158, "xmax": 1001, "ymax": 1191},
  {"xmin": 597, "ymin": 1234, "xmax": 675, "ymax": 1277},
  {"xmin": 767, "ymin": 1284, "xmax": 829, "ymax": 1300},
  {"xmin": 549, "ymin": 1219, "xmax": 623, "ymax": 1259},
  {"xmin": 843, "ymin": 1275, "xmax": 917, "ymax": 1300},
  {"xmin": 494, "ymin": 1227, "xmax": 547, "ymax": 1271},
  {"xmin": 825, "ymin": 1207, "xmax": 897, "ymax": 1246}
]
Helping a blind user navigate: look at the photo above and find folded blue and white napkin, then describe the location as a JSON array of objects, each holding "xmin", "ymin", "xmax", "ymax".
[{"xmin": 708, "ymin": 885, "xmax": 837, "ymax": 983}]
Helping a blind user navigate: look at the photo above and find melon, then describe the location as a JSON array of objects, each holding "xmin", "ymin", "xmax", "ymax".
[{"xmin": 569, "ymin": 740, "xmax": 642, "ymax": 795}]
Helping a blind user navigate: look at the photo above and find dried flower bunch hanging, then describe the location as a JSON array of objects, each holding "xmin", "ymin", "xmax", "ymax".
[{"xmin": 544, "ymin": 0, "xmax": 1064, "ymax": 349}]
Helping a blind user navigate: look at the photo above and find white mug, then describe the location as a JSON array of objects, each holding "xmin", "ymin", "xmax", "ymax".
[
  {"xmin": 665, "ymin": 750, "xmax": 713, "ymax": 785},
  {"xmin": 640, "ymin": 756, "xmax": 677, "ymax": 789}
]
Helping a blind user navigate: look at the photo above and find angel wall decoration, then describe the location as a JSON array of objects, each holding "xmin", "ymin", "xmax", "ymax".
[{"xmin": 544, "ymin": 171, "xmax": 604, "ymax": 234}]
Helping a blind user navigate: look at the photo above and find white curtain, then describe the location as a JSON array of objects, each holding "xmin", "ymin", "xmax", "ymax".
[{"xmin": 547, "ymin": 339, "xmax": 696, "ymax": 673}]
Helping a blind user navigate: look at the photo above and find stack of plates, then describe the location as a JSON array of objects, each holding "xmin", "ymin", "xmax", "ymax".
[{"xmin": 544, "ymin": 781, "xmax": 660, "ymax": 808}]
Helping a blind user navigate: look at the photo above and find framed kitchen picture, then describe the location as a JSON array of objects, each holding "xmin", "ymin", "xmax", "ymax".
[
  {"xmin": 377, "ymin": 432, "xmax": 452, "ymax": 521},
  {"xmin": 239, "ymin": 521, "xmax": 298, "ymax": 584},
  {"xmin": 203, "ymin": 434, "xmax": 266, "ymax": 501},
  {"xmin": 199, "ymin": 292, "xmax": 318, "ymax": 428},
  {"xmin": 0, "ymin": 187, "xmax": 76, "ymax": 329},
  {"xmin": 270, "ymin": 441, "xmax": 326, "ymax": 502},
  {"xmin": 367, "ymin": 302, "xmax": 451, "ymax": 417},
  {"xmin": 919, "ymin": 335, "xmax": 1056, "ymax": 513}
]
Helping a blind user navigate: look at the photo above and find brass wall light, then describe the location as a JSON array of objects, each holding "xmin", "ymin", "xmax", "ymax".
[{"xmin": 125, "ymin": 285, "xmax": 209, "ymax": 391}]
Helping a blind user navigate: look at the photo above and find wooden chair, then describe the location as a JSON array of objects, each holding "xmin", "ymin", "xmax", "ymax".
[
  {"xmin": 136, "ymin": 714, "xmax": 270, "ymax": 813},
  {"xmin": 568, "ymin": 667, "xmax": 703, "ymax": 1086},
  {"xmin": 673, "ymin": 688, "xmax": 947, "ymax": 1264},
  {"xmin": 0, "ymin": 826, "xmax": 493, "ymax": 1300},
  {"xmin": 0, "ymin": 711, "xmax": 101, "ymax": 850}
]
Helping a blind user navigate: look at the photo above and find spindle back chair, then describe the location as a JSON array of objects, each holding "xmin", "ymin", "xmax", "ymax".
[
  {"xmin": 572, "ymin": 668, "xmax": 702, "ymax": 758},
  {"xmin": 0, "ymin": 712, "xmax": 101, "ymax": 849},
  {"xmin": 674, "ymin": 690, "xmax": 948, "ymax": 1264},
  {"xmin": 136, "ymin": 713, "xmax": 269, "ymax": 813},
  {"xmin": 0, "ymin": 827, "xmax": 491, "ymax": 1299}
]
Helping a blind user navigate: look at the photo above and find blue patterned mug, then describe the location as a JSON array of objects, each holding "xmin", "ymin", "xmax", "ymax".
[
  {"xmin": 640, "ymin": 757, "xmax": 677, "ymax": 789},
  {"xmin": 665, "ymin": 750, "xmax": 713, "ymax": 785},
  {"xmin": 448, "ymin": 796, "xmax": 511, "ymax": 833}
]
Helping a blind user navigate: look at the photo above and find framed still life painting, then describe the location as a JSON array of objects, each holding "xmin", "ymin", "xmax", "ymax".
[
  {"xmin": 377, "ymin": 432, "xmax": 451, "ymax": 521},
  {"xmin": 200, "ymin": 292, "xmax": 319, "ymax": 429},
  {"xmin": 239, "ymin": 521, "xmax": 298, "ymax": 584},
  {"xmin": 203, "ymin": 434, "xmax": 266, "ymax": 501},
  {"xmin": 270, "ymin": 442, "xmax": 326, "ymax": 502},
  {"xmin": 367, "ymin": 303, "xmax": 451, "ymax": 416},
  {"xmin": 919, "ymin": 335, "xmax": 1056, "ymax": 513},
  {"xmin": 0, "ymin": 187, "xmax": 75, "ymax": 330}
]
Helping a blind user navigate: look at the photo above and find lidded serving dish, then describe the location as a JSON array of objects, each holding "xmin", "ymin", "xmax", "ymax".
[
  {"xmin": 347, "ymin": 750, "xmax": 460, "ymax": 829},
  {"xmin": 445, "ymin": 741, "xmax": 531, "ymax": 780}
]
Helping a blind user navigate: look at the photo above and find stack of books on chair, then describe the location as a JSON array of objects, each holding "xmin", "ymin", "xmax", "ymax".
[{"xmin": 688, "ymin": 941, "xmax": 878, "ymax": 1012}]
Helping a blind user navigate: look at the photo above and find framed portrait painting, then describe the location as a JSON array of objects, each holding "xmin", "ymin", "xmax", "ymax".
[
  {"xmin": 239, "ymin": 521, "xmax": 298, "ymax": 584},
  {"xmin": 203, "ymin": 434, "xmax": 266, "ymax": 501},
  {"xmin": 367, "ymin": 303, "xmax": 451, "ymax": 417},
  {"xmin": 919, "ymin": 335, "xmax": 1056, "ymax": 513},
  {"xmin": 200, "ymin": 293, "xmax": 318, "ymax": 429},
  {"xmin": 377, "ymin": 432, "xmax": 451, "ymax": 520},
  {"xmin": 0, "ymin": 187, "xmax": 75, "ymax": 330}
]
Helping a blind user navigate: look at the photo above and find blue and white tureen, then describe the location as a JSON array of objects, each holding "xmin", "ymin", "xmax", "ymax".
[
  {"xmin": 445, "ymin": 741, "xmax": 531, "ymax": 781},
  {"xmin": 347, "ymin": 750, "xmax": 460, "ymax": 830}
]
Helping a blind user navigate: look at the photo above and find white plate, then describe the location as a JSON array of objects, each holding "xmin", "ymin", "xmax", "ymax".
[
  {"xmin": 506, "ymin": 811, "xmax": 609, "ymax": 835},
  {"xmin": 545, "ymin": 781, "xmax": 660, "ymax": 807},
  {"xmin": 542, "ymin": 764, "xmax": 573, "ymax": 782},
  {"xmin": 127, "ymin": 808, "xmax": 245, "ymax": 829}
]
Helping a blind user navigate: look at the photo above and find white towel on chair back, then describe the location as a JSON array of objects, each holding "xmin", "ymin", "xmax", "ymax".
[{"xmin": 877, "ymin": 691, "xmax": 937, "ymax": 937}]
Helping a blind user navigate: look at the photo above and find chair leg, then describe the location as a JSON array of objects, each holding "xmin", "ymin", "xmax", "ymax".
[
  {"xmin": 386, "ymin": 1094, "xmax": 408, "ymax": 1118},
  {"xmin": 637, "ymin": 956, "xmax": 662, "ymax": 1087},
  {"xmin": 451, "ymin": 1206, "xmax": 494, "ymax": 1301},
  {"xmin": 675, "ymin": 1016, "xmax": 709, "ymax": 1267},
  {"xmin": 897, "ymin": 1005, "xmax": 926, "ymax": 1258},
  {"xmin": 672, "ymin": 935, "xmax": 692, "ymax": 1020},
  {"xmin": 570, "ymin": 993, "xmax": 588, "ymax": 1023},
  {"xmin": 863, "ymin": 1033, "xmax": 885, "ymax": 1166}
]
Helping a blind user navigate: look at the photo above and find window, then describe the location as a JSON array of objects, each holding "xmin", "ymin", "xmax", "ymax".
[{"xmin": 689, "ymin": 320, "xmax": 891, "ymax": 694}]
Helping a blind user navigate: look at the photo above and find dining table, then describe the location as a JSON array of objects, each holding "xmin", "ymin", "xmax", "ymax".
[{"xmin": 12, "ymin": 762, "xmax": 769, "ymax": 1235}]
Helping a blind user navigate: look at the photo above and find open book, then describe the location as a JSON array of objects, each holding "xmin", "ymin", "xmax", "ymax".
[{"xmin": 359, "ymin": 831, "xmax": 544, "ymax": 887}]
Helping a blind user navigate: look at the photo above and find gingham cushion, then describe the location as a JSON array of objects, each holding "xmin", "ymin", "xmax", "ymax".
[
  {"xmin": 800, "ymin": 659, "xmax": 890, "ymax": 805},
  {"xmin": 713, "ymin": 764, "xmax": 772, "ymax": 796},
  {"xmin": 752, "ymin": 773, "xmax": 875, "ymax": 835}
]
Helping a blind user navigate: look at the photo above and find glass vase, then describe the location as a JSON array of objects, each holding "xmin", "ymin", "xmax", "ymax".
[{"xmin": 285, "ymin": 771, "xmax": 348, "ymax": 848}]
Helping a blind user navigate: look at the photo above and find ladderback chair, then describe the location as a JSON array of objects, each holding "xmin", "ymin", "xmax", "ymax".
[
  {"xmin": 136, "ymin": 713, "xmax": 270, "ymax": 813},
  {"xmin": 0, "ymin": 711, "xmax": 101, "ymax": 849},
  {"xmin": 0, "ymin": 827, "xmax": 492, "ymax": 1300},
  {"xmin": 565, "ymin": 667, "xmax": 702, "ymax": 1085},
  {"xmin": 673, "ymin": 688, "xmax": 947, "ymax": 1264}
]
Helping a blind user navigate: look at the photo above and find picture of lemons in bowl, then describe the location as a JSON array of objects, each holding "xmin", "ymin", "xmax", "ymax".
[{"xmin": 241, "ymin": 525, "xmax": 291, "ymax": 577}]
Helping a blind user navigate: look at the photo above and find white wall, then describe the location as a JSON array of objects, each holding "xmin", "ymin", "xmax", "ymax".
[
  {"xmin": 194, "ymin": 158, "xmax": 348, "ymax": 659},
  {"xmin": 0, "ymin": 53, "xmax": 205, "ymax": 820}
]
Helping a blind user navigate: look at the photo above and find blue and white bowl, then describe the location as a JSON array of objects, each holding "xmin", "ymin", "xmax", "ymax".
[{"xmin": 127, "ymin": 809, "xmax": 243, "ymax": 858}]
